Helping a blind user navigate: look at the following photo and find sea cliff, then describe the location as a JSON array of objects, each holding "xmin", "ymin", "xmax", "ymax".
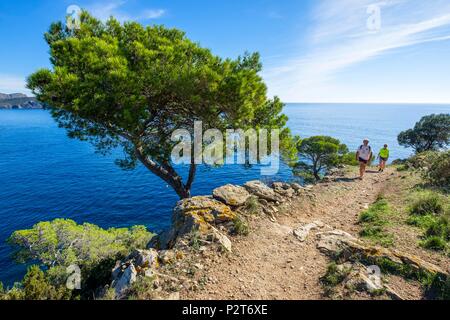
[{"xmin": 0, "ymin": 93, "xmax": 43, "ymax": 109}]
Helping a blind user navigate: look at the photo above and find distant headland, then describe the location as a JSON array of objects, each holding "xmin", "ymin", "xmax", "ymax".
[{"xmin": 0, "ymin": 93, "xmax": 43, "ymax": 109}]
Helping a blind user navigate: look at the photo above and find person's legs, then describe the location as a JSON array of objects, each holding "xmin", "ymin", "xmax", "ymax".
[
  {"xmin": 359, "ymin": 161, "xmax": 367, "ymax": 179},
  {"xmin": 381, "ymin": 159, "xmax": 386, "ymax": 171}
]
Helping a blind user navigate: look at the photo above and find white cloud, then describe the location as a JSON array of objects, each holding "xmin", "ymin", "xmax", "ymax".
[
  {"xmin": 86, "ymin": 0, "xmax": 165, "ymax": 23},
  {"xmin": 139, "ymin": 9, "xmax": 166, "ymax": 20},
  {"xmin": 0, "ymin": 74, "xmax": 29, "ymax": 94},
  {"xmin": 264, "ymin": 0, "xmax": 450, "ymax": 102}
]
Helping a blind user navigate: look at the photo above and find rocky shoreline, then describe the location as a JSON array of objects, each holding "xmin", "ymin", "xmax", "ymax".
[
  {"xmin": 105, "ymin": 170, "xmax": 449, "ymax": 300},
  {"xmin": 0, "ymin": 93, "xmax": 44, "ymax": 109},
  {"xmin": 108, "ymin": 179, "xmax": 307, "ymax": 298}
]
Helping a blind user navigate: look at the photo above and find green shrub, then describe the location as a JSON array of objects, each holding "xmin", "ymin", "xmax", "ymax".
[
  {"xmin": 233, "ymin": 216, "xmax": 250, "ymax": 236},
  {"xmin": 0, "ymin": 265, "xmax": 72, "ymax": 300},
  {"xmin": 9, "ymin": 219, "xmax": 153, "ymax": 269},
  {"xmin": 408, "ymin": 192, "xmax": 449, "ymax": 254},
  {"xmin": 340, "ymin": 153, "xmax": 359, "ymax": 166},
  {"xmin": 426, "ymin": 151, "xmax": 450, "ymax": 188},
  {"xmin": 421, "ymin": 236, "xmax": 447, "ymax": 251},
  {"xmin": 407, "ymin": 214, "xmax": 439, "ymax": 229},
  {"xmin": 407, "ymin": 151, "xmax": 450, "ymax": 188},
  {"xmin": 244, "ymin": 196, "xmax": 260, "ymax": 215},
  {"xmin": 409, "ymin": 192, "xmax": 445, "ymax": 216},
  {"xmin": 7, "ymin": 219, "xmax": 154, "ymax": 299},
  {"xmin": 321, "ymin": 263, "xmax": 350, "ymax": 287},
  {"xmin": 126, "ymin": 276, "xmax": 156, "ymax": 300},
  {"xmin": 407, "ymin": 151, "xmax": 440, "ymax": 169},
  {"xmin": 425, "ymin": 217, "xmax": 450, "ymax": 239},
  {"xmin": 433, "ymin": 276, "xmax": 450, "ymax": 300}
]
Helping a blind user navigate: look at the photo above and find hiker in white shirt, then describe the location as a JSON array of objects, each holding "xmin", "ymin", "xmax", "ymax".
[{"xmin": 356, "ymin": 139, "xmax": 373, "ymax": 180}]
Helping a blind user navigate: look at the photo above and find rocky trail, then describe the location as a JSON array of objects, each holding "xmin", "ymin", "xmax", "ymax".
[
  {"xmin": 111, "ymin": 166, "xmax": 448, "ymax": 300},
  {"xmin": 179, "ymin": 167, "xmax": 449, "ymax": 300}
]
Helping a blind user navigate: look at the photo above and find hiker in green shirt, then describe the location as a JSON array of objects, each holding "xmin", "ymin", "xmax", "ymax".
[{"xmin": 378, "ymin": 144, "xmax": 390, "ymax": 172}]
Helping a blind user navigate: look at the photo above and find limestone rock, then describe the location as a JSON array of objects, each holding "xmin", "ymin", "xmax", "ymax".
[
  {"xmin": 345, "ymin": 265, "xmax": 384, "ymax": 293},
  {"xmin": 316, "ymin": 230, "xmax": 360, "ymax": 255},
  {"xmin": 172, "ymin": 196, "xmax": 236, "ymax": 238},
  {"xmin": 290, "ymin": 183, "xmax": 303, "ymax": 191},
  {"xmin": 213, "ymin": 184, "xmax": 251, "ymax": 207},
  {"xmin": 293, "ymin": 221, "xmax": 325, "ymax": 242},
  {"xmin": 112, "ymin": 264, "xmax": 137, "ymax": 297},
  {"xmin": 317, "ymin": 229, "xmax": 448, "ymax": 278},
  {"xmin": 131, "ymin": 249, "xmax": 159, "ymax": 268},
  {"xmin": 159, "ymin": 250, "xmax": 177, "ymax": 265},
  {"xmin": 272, "ymin": 182, "xmax": 292, "ymax": 190},
  {"xmin": 209, "ymin": 227, "xmax": 232, "ymax": 252},
  {"xmin": 271, "ymin": 182, "xmax": 296, "ymax": 198},
  {"xmin": 153, "ymin": 196, "xmax": 236, "ymax": 250},
  {"xmin": 244, "ymin": 181, "xmax": 281, "ymax": 202},
  {"xmin": 174, "ymin": 196, "xmax": 236, "ymax": 226}
]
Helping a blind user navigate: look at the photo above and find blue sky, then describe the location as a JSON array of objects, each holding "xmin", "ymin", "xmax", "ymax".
[{"xmin": 1, "ymin": 0, "xmax": 450, "ymax": 103}]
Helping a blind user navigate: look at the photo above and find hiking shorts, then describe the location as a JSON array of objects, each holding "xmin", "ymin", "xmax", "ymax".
[{"xmin": 359, "ymin": 157, "xmax": 369, "ymax": 164}]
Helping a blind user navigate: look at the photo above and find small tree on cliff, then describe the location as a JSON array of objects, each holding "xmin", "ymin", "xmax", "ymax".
[
  {"xmin": 398, "ymin": 114, "xmax": 450, "ymax": 153},
  {"xmin": 27, "ymin": 12, "xmax": 296, "ymax": 199},
  {"xmin": 295, "ymin": 136, "xmax": 348, "ymax": 181}
]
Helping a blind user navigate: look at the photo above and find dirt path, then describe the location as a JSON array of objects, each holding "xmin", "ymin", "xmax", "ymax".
[{"xmin": 183, "ymin": 167, "xmax": 403, "ymax": 300}]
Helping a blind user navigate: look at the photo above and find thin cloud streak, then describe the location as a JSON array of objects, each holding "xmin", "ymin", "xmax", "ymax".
[
  {"xmin": 264, "ymin": 0, "xmax": 450, "ymax": 102},
  {"xmin": 87, "ymin": 0, "xmax": 166, "ymax": 23}
]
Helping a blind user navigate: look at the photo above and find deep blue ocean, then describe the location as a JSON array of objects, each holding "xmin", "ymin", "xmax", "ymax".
[{"xmin": 1, "ymin": 103, "xmax": 449, "ymax": 285}]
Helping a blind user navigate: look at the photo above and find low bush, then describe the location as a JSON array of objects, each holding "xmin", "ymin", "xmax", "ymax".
[
  {"xmin": 426, "ymin": 151, "xmax": 450, "ymax": 188},
  {"xmin": 409, "ymin": 192, "xmax": 445, "ymax": 216},
  {"xmin": 407, "ymin": 191, "xmax": 449, "ymax": 254},
  {"xmin": 233, "ymin": 216, "xmax": 250, "ymax": 236},
  {"xmin": 405, "ymin": 151, "xmax": 449, "ymax": 188},
  {"xmin": 5, "ymin": 219, "xmax": 154, "ymax": 300}
]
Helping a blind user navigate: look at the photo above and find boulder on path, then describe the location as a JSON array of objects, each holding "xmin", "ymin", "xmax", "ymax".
[
  {"xmin": 293, "ymin": 221, "xmax": 325, "ymax": 242},
  {"xmin": 244, "ymin": 181, "xmax": 281, "ymax": 202},
  {"xmin": 272, "ymin": 182, "xmax": 296, "ymax": 198},
  {"xmin": 316, "ymin": 230, "xmax": 359, "ymax": 255},
  {"xmin": 209, "ymin": 227, "xmax": 232, "ymax": 252},
  {"xmin": 151, "ymin": 196, "xmax": 236, "ymax": 249},
  {"xmin": 317, "ymin": 229, "xmax": 448, "ymax": 278},
  {"xmin": 290, "ymin": 183, "xmax": 304, "ymax": 192},
  {"xmin": 213, "ymin": 184, "xmax": 251, "ymax": 207}
]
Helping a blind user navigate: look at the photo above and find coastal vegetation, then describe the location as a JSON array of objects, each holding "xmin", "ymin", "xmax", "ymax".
[
  {"xmin": 1, "ymin": 9, "xmax": 448, "ymax": 302},
  {"xmin": 294, "ymin": 136, "xmax": 349, "ymax": 181},
  {"xmin": 407, "ymin": 191, "xmax": 449, "ymax": 254},
  {"xmin": 26, "ymin": 11, "xmax": 297, "ymax": 199},
  {"xmin": 2, "ymin": 219, "xmax": 153, "ymax": 300},
  {"xmin": 2, "ymin": 150, "xmax": 449, "ymax": 300},
  {"xmin": 398, "ymin": 114, "xmax": 450, "ymax": 153}
]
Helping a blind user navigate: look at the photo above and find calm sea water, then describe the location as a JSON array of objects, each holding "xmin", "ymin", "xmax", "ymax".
[{"xmin": 1, "ymin": 103, "xmax": 449, "ymax": 285}]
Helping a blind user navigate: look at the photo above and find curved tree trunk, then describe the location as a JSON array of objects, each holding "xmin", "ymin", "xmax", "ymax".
[{"xmin": 134, "ymin": 147, "xmax": 196, "ymax": 199}]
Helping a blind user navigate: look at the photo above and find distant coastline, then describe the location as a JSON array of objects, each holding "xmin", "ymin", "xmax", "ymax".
[{"xmin": 0, "ymin": 93, "xmax": 43, "ymax": 109}]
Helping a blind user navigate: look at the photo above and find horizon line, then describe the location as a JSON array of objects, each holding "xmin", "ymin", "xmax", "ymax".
[{"xmin": 284, "ymin": 101, "xmax": 450, "ymax": 105}]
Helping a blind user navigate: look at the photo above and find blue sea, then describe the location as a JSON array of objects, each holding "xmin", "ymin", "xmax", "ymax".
[{"xmin": 1, "ymin": 103, "xmax": 449, "ymax": 285}]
